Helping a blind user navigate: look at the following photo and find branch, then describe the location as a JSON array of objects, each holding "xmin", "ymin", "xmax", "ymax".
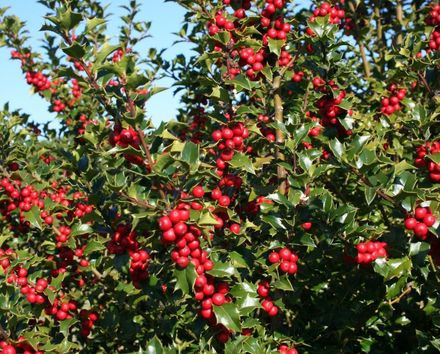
[
  {"xmin": 418, "ymin": 72, "xmax": 433, "ymax": 96},
  {"xmin": 119, "ymin": 192, "xmax": 157, "ymax": 210},
  {"xmin": 120, "ymin": 84, "xmax": 156, "ymax": 170},
  {"xmin": 137, "ymin": 128, "xmax": 155, "ymax": 170},
  {"xmin": 273, "ymin": 75, "xmax": 287, "ymax": 195},
  {"xmin": 428, "ymin": 255, "xmax": 440, "ymax": 283},
  {"xmin": 0, "ymin": 324, "xmax": 9, "ymax": 340},
  {"xmin": 388, "ymin": 286, "xmax": 412, "ymax": 305},
  {"xmin": 278, "ymin": 53, "xmax": 298, "ymax": 79},
  {"xmin": 91, "ymin": 267, "xmax": 103, "ymax": 280},
  {"xmin": 396, "ymin": 0, "xmax": 404, "ymax": 46},
  {"xmin": 350, "ymin": 167, "xmax": 401, "ymax": 208},
  {"xmin": 348, "ymin": 1, "xmax": 371, "ymax": 78},
  {"xmin": 63, "ymin": 34, "xmax": 121, "ymax": 122}
]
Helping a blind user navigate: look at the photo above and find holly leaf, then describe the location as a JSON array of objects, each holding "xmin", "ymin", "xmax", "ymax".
[{"xmin": 213, "ymin": 303, "xmax": 241, "ymax": 332}]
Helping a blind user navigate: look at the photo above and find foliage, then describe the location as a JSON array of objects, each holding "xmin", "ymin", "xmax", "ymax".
[{"xmin": 0, "ymin": 0, "xmax": 439, "ymax": 353}]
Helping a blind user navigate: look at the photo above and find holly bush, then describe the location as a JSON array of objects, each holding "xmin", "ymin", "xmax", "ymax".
[{"xmin": 0, "ymin": 0, "xmax": 439, "ymax": 353}]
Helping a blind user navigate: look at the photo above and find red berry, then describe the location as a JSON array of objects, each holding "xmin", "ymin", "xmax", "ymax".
[
  {"xmin": 423, "ymin": 214, "xmax": 436, "ymax": 227},
  {"xmin": 176, "ymin": 257, "xmax": 189, "ymax": 268},
  {"xmin": 169, "ymin": 210, "xmax": 181, "ymax": 224},
  {"xmin": 162, "ymin": 229, "xmax": 176, "ymax": 243},
  {"xmin": 257, "ymin": 284, "xmax": 269, "ymax": 297},
  {"xmin": 414, "ymin": 223, "xmax": 428, "ymax": 238},
  {"xmin": 173, "ymin": 222, "xmax": 188, "ymax": 236},
  {"xmin": 1, "ymin": 345, "xmax": 16, "ymax": 354},
  {"xmin": 288, "ymin": 262, "xmax": 298, "ymax": 274},
  {"xmin": 279, "ymin": 248, "xmax": 291, "ymax": 260},
  {"xmin": 229, "ymin": 223, "xmax": 240, "ymax": 234},
  {"xmin": 268, "ymin": 252, "xmax": 280, "ymax": 263},
  {"xmin": 301, "ymin": 222, "xmax": 312, "ymax": 231},
  {"xmin": 404, "ymin": 217, "xmax": 417, "ymax": 230},
  {"xmin": 159, "ymin": 216, "xmax": 172, "ymax": 231},
  {"xmin": 212, "ymin": 292, "xmax": 226, "ymax": 306},
  {"xmin": 192, "ymin": 186, "xmax": 205, "ymax": 198},
  {"xmin": 261, "ymin": 299, "xmax": 273, "ymax": 311},
  {"xmin": 218, "ymin": 195, "xmax": 231, "ymax": 207},
  {"xmin": 414, "ymin": 207, "xmax": 428, "ymax": 220},
  {"xmin": 268, "ymin": 305, "xmax": 278, "ymax": 316},
  {"xmin": 279, "ymin": 261, "xmax": 290, "ymax": 273}
]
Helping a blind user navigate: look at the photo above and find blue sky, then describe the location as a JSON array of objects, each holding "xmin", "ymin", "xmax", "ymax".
[{"xmin": 0, "ymin": 0, "xmax": 191, "ymax": 128}]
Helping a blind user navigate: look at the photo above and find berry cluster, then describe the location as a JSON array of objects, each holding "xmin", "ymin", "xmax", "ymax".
[
  {"xmin": 263, "ymin": 16, "xmax": 291, "ymax": 43},
  {"xmin": 1, "ymin": 338, "xmax": 43, "ymax": 354},
  {"xmin": 239, "ymin": 47, "xmax": 266, "ymax": 79},
  {"xmin": 291, "ymin": 70, "xmax": 305, "ymax": 82},
  {"xmin": 75, "ymin": 114, "xmax": 95, "ymax": 135},
  {"xmin": 309, "ymin": 2, "xmax": 345, "ymax": 25},
  {"xmin": 107, "ymin": 226, "xmax": 150, "ymax": 287},
  {"xmin": 428, "ymin": 30, "xmax": 440, "ymax": 51},
  {"xmin": 258, "ymin": 280, "xmax": 279, "ymax": 316},
  {"xmin": 261, "ymin": 0, "xmax": 287, "ymax": 18},
  {"xmin": 268, "ymin": 247, "xmax": 299, "ymax": 274},
  {"xmin": 6, "ymin": 262, "xmax": 96, "ymax": 333},
  {"xmin": 71, "ymin": 78, "xmax": 81, "ymax": 98},
  {"xmin": 10, "ymin": 49, "xmax": 31, "ymax": 66},
  {"xmin": 404, "ymin": 206, "xmax": 437, "ymax": 240},
  {"xmin": 158, "ymin": 203, "xmax": 238, "ymax": 342},
  {"xmin": 415, "ymin": 141, "xmax": 440, "ymax": 182},
  {"xmin": 109, "ymin": 125, "xmax": 144, "ymax": 165},
  {"xmin": 178, "ymin": 108, "xmax": 208, "ymax": 144},
  {"xmin": 278, "ymin": 50, "xmax": 292, "ymax": 66},
  {"xmin": 212, "ymin": 123, "xmax": 249, "ymax": 176},
  {"xmin": 0, "ymin": 248, "xmax": 13, "ymax": 272},
  {"xmin": 25, "ymin": 71, "xmax": 51, "ymax": 92},
  {"xmin": 159, "ymin": 207, "xmax": 213, "ymax": 271},
  {"xmin": 307, "ymin": 80, "xmax": 351, "ymax": 137},
  {"xmin": 380, "ymin": 85, "xmax": 407, "ymax": 116},
  {"xmin": 1, "ymin": 178, "xmax": 95, "ymax": 246},
  {"xmin": 278, "ymin": 344, "xmax": 299, "ymax": 354},
  {"xmin": 355, "ymin": 241, "xmax": 387, "ymax": 264},
  {"xmin": 45, "ymin": 297, "xmax": 78, "ymax": 321},
  {"xmin": 425, "ymin": 4, "xmax": 440, "ymax": 26},
  {"xmin": 196, "ymin": 276, "xmax": 230, "ymax": 317},
  {"xmin": 129, "ymin": 250, "xmax": 150, "ymax": 288},
  {"xmin": 51, "ymin": 99, "xmax": 66, "ymax": 112},
  {"xmin": 259, "ymin": 124, "xmax": 276, "ymax": 142},
  {"xmin": 40, "ymin": 154, "xmax": 56, "ymax": 164},
  {"xmin": 107, "ymin": 224, "xmax": 140, "ymax": 254},
  {"xmin": 209, "ymin": 12, "xmax": 235, "ymax": 35},
  {"xmin": 79, "ymin": 310, "xmax": 99, "ymax": 337},
  {"xmin": 112, "ymin": 49, "xmax": 124, "ymax": 62},
  {"xmin": 109, "ymin": 125, "xmax": 140, "ymax": 149}
]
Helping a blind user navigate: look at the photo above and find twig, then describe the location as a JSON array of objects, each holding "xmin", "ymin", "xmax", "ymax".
[
  {"xmin": 63, "ymin": 33, "xmax": 121, "ymax": 122},
  {"xmin": 121, "ymin": 82, "xmax": 156, "ymax": 170},
  {"xmin": 348, "ymin": 1, "xmax": 371, "ymax": 78},
  {"xmin": 136, "ymin": 128, "xmax": 155, "ymax": 170},
  {"xmin": 428, "ymin": 255, "xmax": 440, "ymax": 283},
  {"xmin": 418, "ymin": 72, "xmax": 433, "ymax": 96},
  {"xmin": 278, "ymin": 53, "xmax": 299, "ymax": 79},
  {"xmin": 91, "ymin": 267, "xmax": 103, "ymax": 280},
  {"xmin": 273, "ymin": 75, "xmax": 287, "ymax": 195},
  {"xmin": 119, "ymin": 192, "xmax": 157, "ymax": 210},
  {"xmin": 0, "ymin": 324, "xmax": 9, "ymax": 340},
  {"xmin": 388, "ymin": 286, "xmax": 412, "ymax": 305},
  {"xmin": 301, "ymin": 86, "xmax": 310, "ymax": 114},
  {"xmin": 396, "ymin": 0, "xmax": 404, "ymax": 46},
  {"xmin": 350, "ymin": 168, "xmax": 402, "ymax": 209}
]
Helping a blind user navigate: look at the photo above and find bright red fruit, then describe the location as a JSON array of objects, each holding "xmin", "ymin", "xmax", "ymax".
[
  {"xmin": 212, "ymin": 293, "xmax": 225, "ymax": 306},
  {"xmin": 268, "ymin": 252, "xmax": 280, "ymax": 263},
  {"xmin": 192, "ymin": 185, "xmax": 205, "ymax": 198}
]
